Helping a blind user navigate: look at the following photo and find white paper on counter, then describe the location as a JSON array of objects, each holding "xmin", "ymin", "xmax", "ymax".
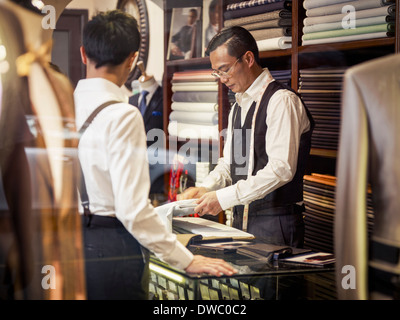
[{"xmin": 172, "ymin": 217, "xmax": 255, "ymax": 240}]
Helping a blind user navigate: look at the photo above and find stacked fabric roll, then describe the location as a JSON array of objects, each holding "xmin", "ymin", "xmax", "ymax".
[
  {"xmin": 270, "ymin": 69, "xmax": 291, "ymax": 86},
  {"xmin": 169, "ymin": 70, "xmax": 219, "ymax": 141},
  {"xmin": 302, "ymin": 0, "xmax": 396, "ymax": 45},
  {"xmin": 298, "ymin": 67, "xmax": 346, "ymax": 150},
  {"xmin": 303, "ymin": 174, "xmax": 374, "ymax": 253},
  {"xmin": 224, "ymin": 0, "xmax": 293, "ymax": 51}
]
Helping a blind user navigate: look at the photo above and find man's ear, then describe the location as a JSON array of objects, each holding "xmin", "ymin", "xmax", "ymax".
[
  {"xmin": 242, "ymin": 51, "xmax": 255, "ymax": 69},
  {"xmin": 80, "ymin": 46, "xmax": 88, "ymax": 65}
]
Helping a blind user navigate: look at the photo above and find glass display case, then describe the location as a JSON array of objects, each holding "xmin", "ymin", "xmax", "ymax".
[{"xmin": 148, "ymin": 245, "xmax": 336, "ymax": 300}]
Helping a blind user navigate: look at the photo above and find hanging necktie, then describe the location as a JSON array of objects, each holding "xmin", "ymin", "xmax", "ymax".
[{"xmin": 139, "ymin": 90, "xmax": 149, "ymax": 116}]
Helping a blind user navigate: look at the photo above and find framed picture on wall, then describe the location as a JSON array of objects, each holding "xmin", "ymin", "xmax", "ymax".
[
  {"xmin": 167, "ymin": 6, "xmax": 202, "ymax": 60},
  {"xmin": 202, "ymin": 0, "xmax": 221, "ymax": 57}
]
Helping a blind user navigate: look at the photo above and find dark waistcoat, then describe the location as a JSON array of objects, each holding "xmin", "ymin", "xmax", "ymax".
[{"xmin": 230, "ymin": 80, "xmax": 314, "ymax": 215}]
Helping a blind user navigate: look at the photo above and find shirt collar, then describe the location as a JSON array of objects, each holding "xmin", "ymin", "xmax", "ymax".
[
  {"xmin": 139, "ymin": 80, "xmax": 159, "ymax": 98},
  {"xmin": 235, "ymin": 68, "xmax": 274, "ymax": 106},
  {"xmin": 75, "ymin": 78, "xmax": 129, "ymax": 104}
]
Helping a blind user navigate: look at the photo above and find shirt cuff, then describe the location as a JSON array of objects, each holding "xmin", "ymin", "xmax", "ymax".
[
  {"xmin": 161, "ymin": 240, "xmax": 194, "ymax": 270},
  {"xmin": 216, "ymin": 185, "xmax": 241, "ymax": 210}
]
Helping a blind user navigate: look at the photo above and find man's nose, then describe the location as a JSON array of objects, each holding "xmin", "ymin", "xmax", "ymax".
[{"xmin": 220, "ymin": 77, "xmax": 229, "ymax": 85}]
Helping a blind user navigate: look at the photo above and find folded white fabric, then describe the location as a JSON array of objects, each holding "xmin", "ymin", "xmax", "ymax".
[
  {"xmin": 154, "ymin": 199, "xmax": 197, "ymax": 233},
  {"xmin": 168, "ymin": 121, "xmax": 220, "ymax": 140},
  {"xmin": 303, "ymin": 0, "xmax": 354, "ymax": 10},
  {"xmin": 171, "ymin": 102, "xmax": 218, "ymax": 112},
  {"xmin": 171, "ymin": 82, "xmax": 219, "ymax": 92},
  {"xmin": 170, "ymin": 110, "xmax": 218, "ymax": 125},
  {"xmin": 256, "ymin": 36, "xmax": 292, "ymax": 50}
]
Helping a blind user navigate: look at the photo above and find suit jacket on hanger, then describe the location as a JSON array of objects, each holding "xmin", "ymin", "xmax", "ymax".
[{"xmin": 335, "ymin": 53, "xmax": 400, "ymax": 300}]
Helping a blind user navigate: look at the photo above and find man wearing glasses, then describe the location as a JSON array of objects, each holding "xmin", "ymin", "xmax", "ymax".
[{"xmin": 179, "ymin": 26, "xmax": 314, "ymax": 248}]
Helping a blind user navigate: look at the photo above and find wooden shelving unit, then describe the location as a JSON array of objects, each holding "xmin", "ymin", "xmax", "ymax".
[{"xmin": 163, "ymin": 0, "xmax": 399, "ymax": 180}]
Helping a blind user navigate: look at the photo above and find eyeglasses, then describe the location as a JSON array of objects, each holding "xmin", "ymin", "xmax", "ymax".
[{"xmin": 211, "ymin": 54, "xmax": 244, "ymax": 79}]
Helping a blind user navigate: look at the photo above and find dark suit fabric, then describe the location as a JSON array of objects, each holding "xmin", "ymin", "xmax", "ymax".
[{"xmin": 129, "ymin": 86, "xmax": 165, "ymax": 194}]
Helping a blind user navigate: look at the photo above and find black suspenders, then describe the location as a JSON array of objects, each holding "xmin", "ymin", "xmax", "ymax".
[{"xmin": 78, "ymin": 100, "xmax": 119, "ymax": 225}]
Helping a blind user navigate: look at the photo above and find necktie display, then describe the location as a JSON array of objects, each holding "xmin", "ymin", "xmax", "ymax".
[{"xmin": 139, "ymin": 90, "xmax": 149, "ymax": 115}]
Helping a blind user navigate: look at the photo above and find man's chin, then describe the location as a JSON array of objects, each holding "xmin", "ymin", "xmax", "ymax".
[{"xmin": 226, "ymin": 84, "xmax": 237, "ymax": 92}]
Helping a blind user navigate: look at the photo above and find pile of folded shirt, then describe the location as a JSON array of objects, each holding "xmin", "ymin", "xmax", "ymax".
[
  {"xmin": 224, "ymin": 0, "xmax": 293, "ymax": 51},
  {"xmin": 298, "ymin": 67, "xmax": 346, "ymax": 150},
  {"xmin": 302, "ymin": 0, "xmax": 396, "ymax": 45},
  {"xmin": 169, "ymin": 69, "xmax": 219, "ymax": 141}
]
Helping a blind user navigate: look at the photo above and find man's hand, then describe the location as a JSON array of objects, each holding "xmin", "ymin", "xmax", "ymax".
[
  {"xmin": 177, "ymin": 186, "xmax": 208, "ymax": 200},
  {"xmin": 194, "ymin": 191, "xmax": 223, "ymax": 216},
  {"xmin": 185, "ymin": 255, "xmax": 237, "ymax": 276}
]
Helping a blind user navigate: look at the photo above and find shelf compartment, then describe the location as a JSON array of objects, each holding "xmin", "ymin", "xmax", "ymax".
[
  {"xmin": 166, "ymin": 57, "xmax": 211, "ymax": 68},
  {"xmin": 299, "ymin": 37, "xmax": 395, "ymax": 53}
]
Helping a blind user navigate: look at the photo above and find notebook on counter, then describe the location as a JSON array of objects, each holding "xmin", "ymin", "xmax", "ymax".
[{"xmin": 173, "ymin": 217, "xmax": 255, "ymax": 241}]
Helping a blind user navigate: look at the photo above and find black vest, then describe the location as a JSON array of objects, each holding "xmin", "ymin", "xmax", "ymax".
[{"xmin": 230, "ymin": 80, "xmax": 314, "ymax": 215}]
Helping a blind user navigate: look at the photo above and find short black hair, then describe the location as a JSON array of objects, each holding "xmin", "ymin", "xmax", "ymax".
[
  {"xmin": 83, "ymin": 10, "xmax": 140, "ymax": 69},
  {"xmin": 209, "ymin": 0, "xmax": 218, "ymax": 13},
  {"xmin": 205, "ymin": 26, "xmax": 260, "ymax": 66}
]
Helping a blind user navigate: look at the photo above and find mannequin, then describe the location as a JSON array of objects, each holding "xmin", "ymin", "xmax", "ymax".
[
  {"xmin": 129, "ymin": 61, "xmax": 165, "ymax": 196},
  {"xmin": 0, "ymin": 0, "xmax": 85, "ymax": 300}
]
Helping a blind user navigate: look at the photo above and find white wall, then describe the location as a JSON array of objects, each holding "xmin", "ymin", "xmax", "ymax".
[
  {"xmin": 145, "ymin": 0, "xmax": 164, "ymax": 82},
  {"xmin": 67, "ymin": 0, "xmax": 117, "ymax": 18},
  {"xmin": 67, "ymin": 0, "xmax": 164, "ymax": 82}
]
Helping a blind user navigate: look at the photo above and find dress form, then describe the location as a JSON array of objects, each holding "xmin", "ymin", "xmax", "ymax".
[{"xmin": 0, "ymin": 0, "xmax": 85, "ymax": 300}]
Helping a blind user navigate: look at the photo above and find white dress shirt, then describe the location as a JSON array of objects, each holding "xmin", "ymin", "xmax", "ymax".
[
  {"xmin": 201, "ymin": 68, "xmax": 311, "ymax": 210},
  {"xmin": 74, "ymin": 78, "xmax": 193, "ymax": 270},
  {"xmin": 138, "ymin": 79, "xmax": 159, "ymax": 107}
]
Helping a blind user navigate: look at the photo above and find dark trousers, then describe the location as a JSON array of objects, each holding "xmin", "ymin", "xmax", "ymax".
[
  {"xmin": 81, "ymin": 215, "xmax": 149, "ymax": 300},
  {"xmin": 233, "ymin": 205, "xmax": 305, "ymax": 248}
]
